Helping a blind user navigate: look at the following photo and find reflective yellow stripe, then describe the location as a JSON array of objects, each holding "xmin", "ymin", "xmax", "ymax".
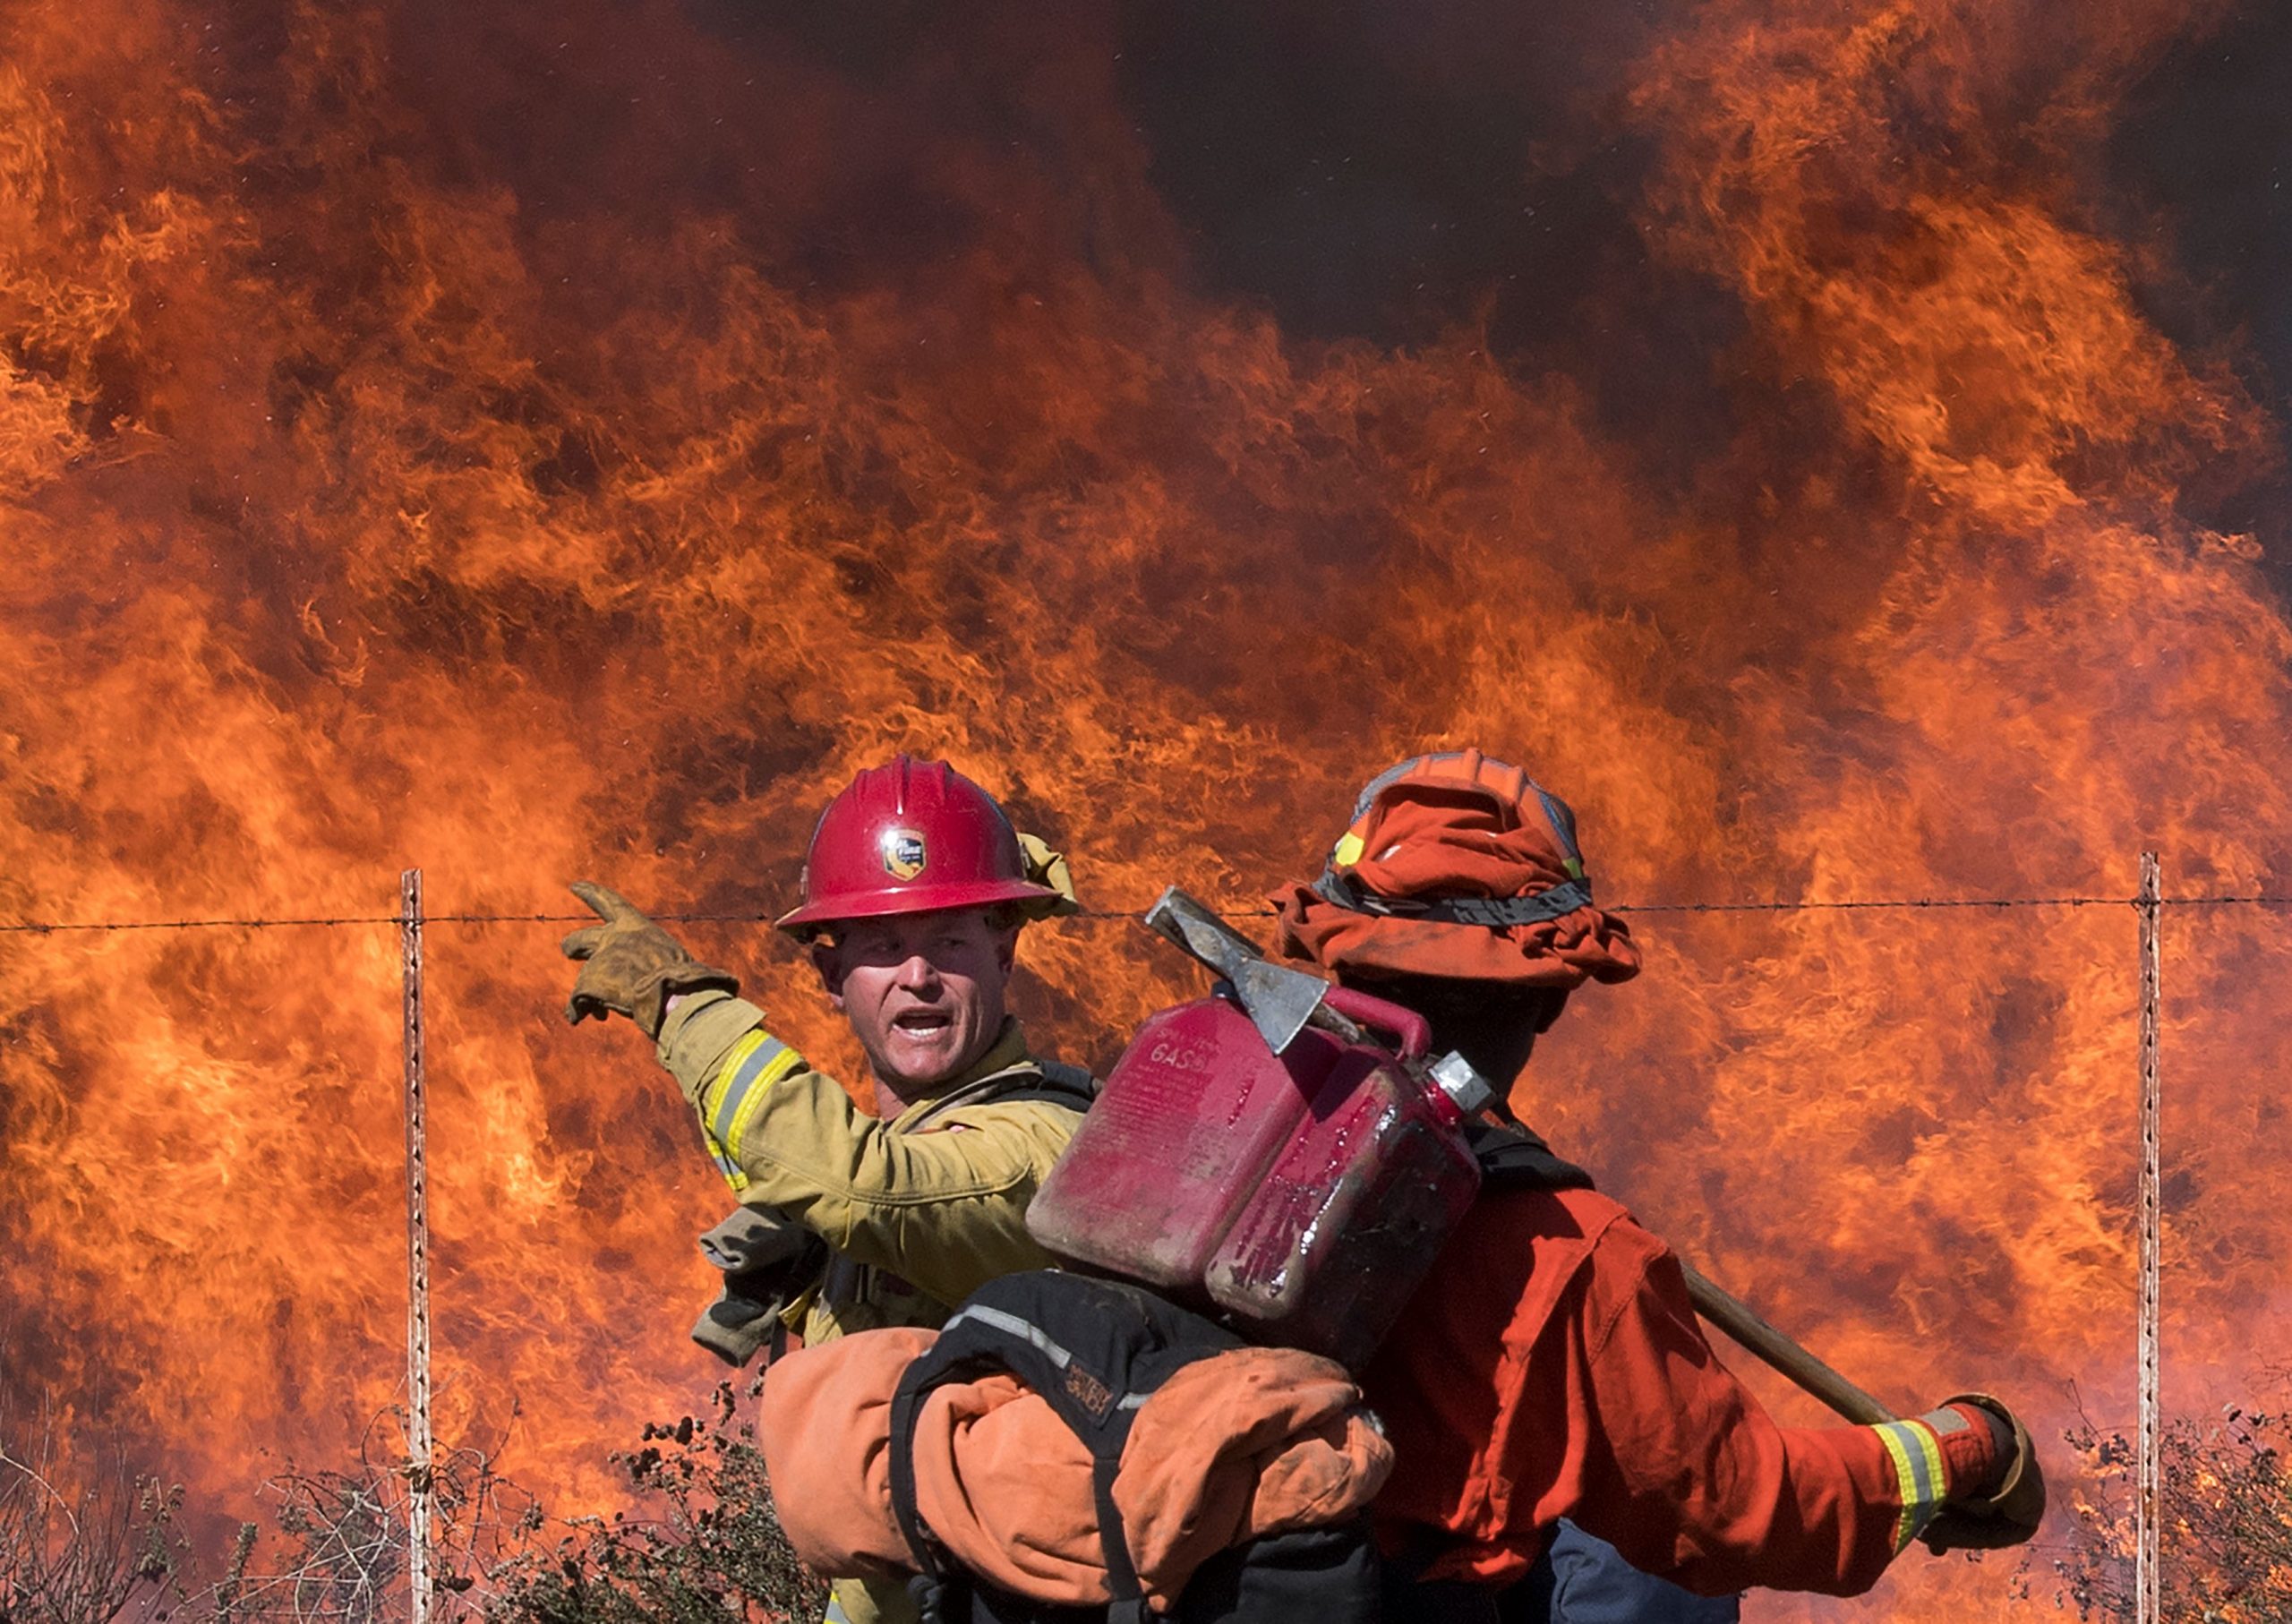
[
  {"xmin": 701, "ymin": 1120, "xmax": 748, "ymax": 1192},
  {"xmin": 695, "ymin": 1030, "xmax": 807, "ymax": 1192},
  {"xmin": 1872, "ymin": 1419, "xmax": 1948, "ymax": 1552},
  {"xmin": 1331, "ymin": 831, "xmax": 1365, "ymax": 868},
  {"xmin": 723, "ymin": 1043, "xmax": 803, "ymax": 1158},
  {"xmin": 699, "ymin": 1031, "xmax": 772, "ymax": 1192},
  {"xmin": 702, "ymin": 1031, "xmax": 775, "ymax": 1131}
]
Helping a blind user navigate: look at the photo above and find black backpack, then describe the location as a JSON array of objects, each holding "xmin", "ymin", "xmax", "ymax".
[
  {"xmin": 883, "ymin": 1120, "xmax": 1591, "ymax": 1624},
  {"xmin": 1463, "ymin": 1118, "xmax": 1595, "ymax": 1194},
  {"xmin": 885, "ymin": 1269, "xmax": 1381, "ymax": 1624}
]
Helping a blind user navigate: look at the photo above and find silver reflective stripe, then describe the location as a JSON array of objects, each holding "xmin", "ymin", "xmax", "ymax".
[
  {"xmin": 712, "ymin": 1036, "xmax": 791, "ymax": 1143},
  {"xmin": 940, "ymin": 1302, "xmax": 1074, "ymax": 1369},
  {"xmin": 1918, "ymin": 1404, "xmax": 1973, "ymax": 1436},
  {"xmin": 936, "ymin": 1303, "xmax": 1155, "ymax": 1412}
]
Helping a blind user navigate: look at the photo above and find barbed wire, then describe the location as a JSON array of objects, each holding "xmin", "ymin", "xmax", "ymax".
[{"xmin": 1, "ymin": 893, "xmax": 2286, "ymax": 934}]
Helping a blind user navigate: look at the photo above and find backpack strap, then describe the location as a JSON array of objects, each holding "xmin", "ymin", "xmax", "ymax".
[
  {"xmin": 1465, "ymin": 1119, "xmax": 1596, "ymax": 1192},
  {"xmin": 887, "ymin": 1271, "xmax": 1238, "ymax": 1623},
  {"xmin": 815, "ymin": 1065, "xmax": 1098, "ymax": 1337},
  {"xmin": 990, "ymin": 1060, "xmax": 1100, "ymax": 1112},
  {"xmin": 913, "ymin": 1059, "xmax": 1100, "ymax": 1124}
]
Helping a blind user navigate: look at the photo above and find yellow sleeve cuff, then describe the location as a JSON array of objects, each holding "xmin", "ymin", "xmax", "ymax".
[{"xmin": 1870, "ymin": 1417, "xmax": 1950, "ymax": 1552}]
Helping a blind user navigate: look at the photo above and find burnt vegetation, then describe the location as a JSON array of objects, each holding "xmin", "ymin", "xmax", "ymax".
[
  {"xmin": 2031, "ymin": 1376, "xmax": 2292, "ymax": 1623},
  {"xmin": 19, "ymin": 1373, "xmax": 2292, "ymax": 1623},
  {"xmin": 0, "ymin": 1383, "xmax": 820, "ymax": 1624},
  {"xmin": 0, "ymin": 1411, "xmax": 176, "ymax": 1624}
]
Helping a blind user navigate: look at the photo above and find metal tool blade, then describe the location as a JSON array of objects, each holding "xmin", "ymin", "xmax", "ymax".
[
  {"xmin": 1227, "ymin": 958, "xmax": 1331, "ymax": 1054},
  {"xmin": 1142, "ymin": 885, "xmax": 1330, "ymax": 1054}
]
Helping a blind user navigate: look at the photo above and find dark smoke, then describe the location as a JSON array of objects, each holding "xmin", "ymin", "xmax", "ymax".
[{"xmin": 2101, "ymin": 1, "xmax": 2292, "ymax": 565}]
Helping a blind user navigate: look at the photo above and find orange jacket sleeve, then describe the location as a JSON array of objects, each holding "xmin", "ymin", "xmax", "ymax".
[
  {"xmin": 1364, "ymin": 1190, "xmax": 1997, "ymax": 1596},
  {"xmin": 1562, "ymin": 1228, "xmax": 1924, "ymax": 1594}
]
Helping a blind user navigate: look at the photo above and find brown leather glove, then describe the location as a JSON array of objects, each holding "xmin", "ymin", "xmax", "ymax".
[
  {"xmin": 1921, "ymin": 1392, "xmax": 2046, "ymax": 1552},
  {"xmin": 560, "ymin": 881, "xmax": 740, "ymax": 1039}
]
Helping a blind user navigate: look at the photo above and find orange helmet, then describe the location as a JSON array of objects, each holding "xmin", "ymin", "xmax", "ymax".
[
  {"xmin": 1272, "ymin": 748, "xmax": 1639, "ymax": 989},
  {"xmin": 775, "ymin": 756, "xmax": 1071, "ymax": 938}
]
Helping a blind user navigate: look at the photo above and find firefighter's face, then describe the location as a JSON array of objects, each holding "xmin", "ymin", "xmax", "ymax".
[{"xmin": 814, "ymin": 907, "xmax": 1019, "ymax": 1097}]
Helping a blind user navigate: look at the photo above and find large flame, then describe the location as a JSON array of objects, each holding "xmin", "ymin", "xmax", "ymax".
[{"xmin": 4, "ymin": 0, "xmax": 2288, "ymax": 1616}]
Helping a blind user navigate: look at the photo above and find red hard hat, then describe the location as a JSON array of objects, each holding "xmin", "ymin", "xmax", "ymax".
[{"xmin": 774, "ymin": 756, "xmax": 1066, "ymax": 937}]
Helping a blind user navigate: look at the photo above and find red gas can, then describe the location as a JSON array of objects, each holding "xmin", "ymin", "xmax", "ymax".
[
  {"xmin": 1025, "ymin": 994, "xmax": 1331, "ymax": 1299},
  {"xmin": 1027, "ymin": 984, "xmax": 1486, "ymax": 1366},
  {"xmin": 1203, "ymin": 993, "xmax": 1483, "ymax": 1367}
]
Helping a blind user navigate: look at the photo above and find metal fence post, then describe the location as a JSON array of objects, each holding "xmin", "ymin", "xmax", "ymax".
[
  {"xmin": 2136, "ymin": 852, "xmax": 2161, "ymax": 1624},
  {"xmin": 402, "ymin": 870, "xmax": 434, "ymax": 1624}
]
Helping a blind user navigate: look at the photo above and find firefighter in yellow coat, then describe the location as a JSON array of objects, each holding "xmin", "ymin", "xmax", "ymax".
[{"xmin": 561, "ymin": 755, "xmax": 1095, "ymax": 1624}]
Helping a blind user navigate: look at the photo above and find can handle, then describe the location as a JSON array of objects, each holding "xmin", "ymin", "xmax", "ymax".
[{"xmin": 1319, "ymin": 985, "xmax": 1431, "ymax": 1062}]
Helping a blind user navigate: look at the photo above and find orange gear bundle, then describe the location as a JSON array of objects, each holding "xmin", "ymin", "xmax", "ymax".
[
  {"xmin": 755, "ymin": 1272, "xmax": 1393, "ymax": 1619},
  {"xmin": 1272, "ymin": 748, "xmax": 1641, "ymax": 989}
]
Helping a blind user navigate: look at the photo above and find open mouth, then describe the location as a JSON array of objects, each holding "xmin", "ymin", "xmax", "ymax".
[{"xmin": 892, "ymin": 1010, "xmax": 954, "ymax": 1036}]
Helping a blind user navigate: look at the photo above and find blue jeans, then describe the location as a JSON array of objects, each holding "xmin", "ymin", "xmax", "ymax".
[{"xmin": 1506, "ymin": 1522, "xmax": 1740, "ymax": 1623}]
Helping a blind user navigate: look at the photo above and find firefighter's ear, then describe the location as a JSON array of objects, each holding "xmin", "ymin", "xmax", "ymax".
[
  {"xmin": 984, "ymin": 902, "xmax": 1024, "ymax": 974},
  {"xmin": 810, "ymin": 937, "xmax": 847, "ymax": 1012}
]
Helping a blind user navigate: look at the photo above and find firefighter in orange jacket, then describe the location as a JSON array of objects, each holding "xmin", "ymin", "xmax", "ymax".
[
  {"xmin": 561, "ymin": 755, "xmax": 1095, "ymax": 1624},
  {"xmin": 1271, "ymin": 750, "xmax": 2045, "ymax": 1615}
]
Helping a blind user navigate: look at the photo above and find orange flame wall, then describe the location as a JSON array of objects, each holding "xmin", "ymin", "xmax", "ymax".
[{"xmin": 4, "ymin": 1, "xmax": 2289, "ymax": 1617}]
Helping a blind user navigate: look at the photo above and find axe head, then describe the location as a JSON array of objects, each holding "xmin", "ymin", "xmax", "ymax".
[
  {"xmin": 1143, "ymin": 886, "xmax": 1330, "ymax": 1055},
  {"xmin": 1227, "ymin": 958, "xmax": 1331, "ymax": 1056}
]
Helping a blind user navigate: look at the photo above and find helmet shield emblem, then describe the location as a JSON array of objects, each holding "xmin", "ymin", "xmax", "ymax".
[{"xmin": 881, "ymin": 827, "xmax": 928, "ymax": 881}]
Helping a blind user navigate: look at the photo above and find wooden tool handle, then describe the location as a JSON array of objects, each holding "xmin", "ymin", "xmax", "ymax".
[{"xmin": 1679, "ymin": 1261, "xmax": 1899, "ymax": 1426}]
